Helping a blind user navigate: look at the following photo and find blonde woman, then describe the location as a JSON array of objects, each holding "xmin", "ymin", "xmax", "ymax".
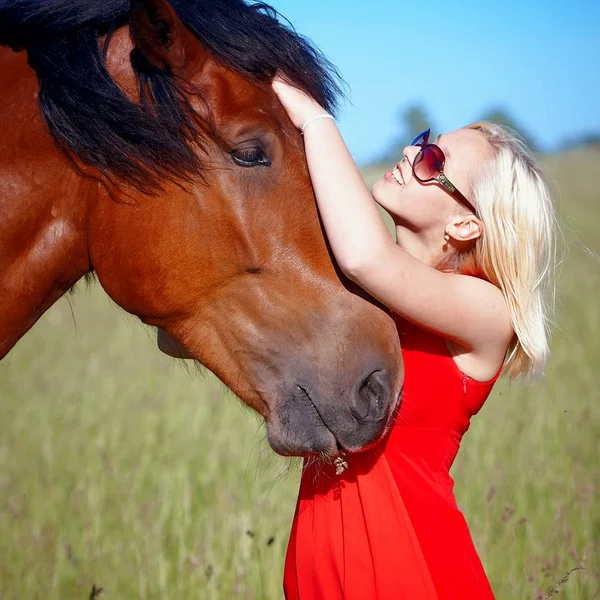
[{"xmin": 272, "ymin": 75, "xmax": 556, "ymax": 600}]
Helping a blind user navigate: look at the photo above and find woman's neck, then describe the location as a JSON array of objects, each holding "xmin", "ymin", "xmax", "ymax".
[{"xmin": 395, "ymin": 224, "xmax": 444, "ymax": 267}]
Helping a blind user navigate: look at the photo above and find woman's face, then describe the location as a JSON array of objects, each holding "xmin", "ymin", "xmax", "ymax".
[{"xmin": 372, "ymin": 127, "xmax": 492, "ymax": 230}]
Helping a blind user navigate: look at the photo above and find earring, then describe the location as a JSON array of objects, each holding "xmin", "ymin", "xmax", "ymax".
[{"xmin": 444, "ymin": 233, "xmax": 450, "ymax": 241}]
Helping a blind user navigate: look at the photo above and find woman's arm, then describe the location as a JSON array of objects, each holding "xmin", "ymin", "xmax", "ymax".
[
  {"xmin": 272, "ymin": 76, "xmax": 512, "ymax": 352},
  {"xmin": 273, "ymin": 77, "xmax": 391, "ymax": 274}
]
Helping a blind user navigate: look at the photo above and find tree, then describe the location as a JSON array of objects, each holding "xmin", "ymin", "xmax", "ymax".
[
  {"xmin": 558, "ymin": 132, "xmax": 600, "ymax": 152},
  {"xmin": 403, "ymin": 105, "xmax": 433, "ymax": 146},
  {"xmin": 379, "ymin": 104, "xmax": 435, "ymax": 163},
  {"xmin": 478, "ymin": 108, "xmax": 539, "ymax": 152}
]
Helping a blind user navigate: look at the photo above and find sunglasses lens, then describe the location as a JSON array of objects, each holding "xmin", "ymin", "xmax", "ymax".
[
  {"xmin": 414, "ymin": 145, "xmax": 445, "ymax": 181},
  {"xmin": 409, "ymin": 128, "xmax": 431, "ymax": 147}
]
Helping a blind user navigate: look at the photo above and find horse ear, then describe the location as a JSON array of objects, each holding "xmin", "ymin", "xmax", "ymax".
[{"xmin": 129, "ymin": 0, "xmax": 200, "ymax": 71}]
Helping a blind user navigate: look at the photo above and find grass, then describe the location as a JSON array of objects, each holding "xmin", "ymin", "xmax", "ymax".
[{"xmin": 1, "ymin": 150, "xmax": 599, "ymax": 599}]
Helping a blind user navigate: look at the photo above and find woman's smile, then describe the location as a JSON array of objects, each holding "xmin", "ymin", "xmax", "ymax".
[
  {"xmin": 384, "ymin": 166, "xmax": 404, "ymax": 186},
  {"xmin": 392, "ymin": 166, "xmax": 405, "ymax": 185}
]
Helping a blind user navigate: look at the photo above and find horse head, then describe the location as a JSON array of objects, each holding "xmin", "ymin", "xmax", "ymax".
[{"xmin": 0, "ymin": 0, "xmax": 404, "ymax": 458}]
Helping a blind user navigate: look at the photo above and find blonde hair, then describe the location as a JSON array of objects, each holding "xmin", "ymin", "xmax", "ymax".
[{"xmin": 440, "ymin": 122, "xmax": 558, "ymax": 379}]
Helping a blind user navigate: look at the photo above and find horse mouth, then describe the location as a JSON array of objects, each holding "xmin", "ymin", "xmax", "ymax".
[
  {"xmin": 264, "ymin": 388, "xmax": 339, "ymax": 459},
  {"xmin": 298, "ymin": 385, "xmax": 347, "ymax": 457},
  {"xmin": 264, "ymin": 385, "xmax": 400, "ymax": 459}
]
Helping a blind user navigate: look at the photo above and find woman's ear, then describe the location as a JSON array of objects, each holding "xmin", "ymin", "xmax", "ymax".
[{"xmin": 445, "ymin": 215, "xmax": 483, "ymax": 242}]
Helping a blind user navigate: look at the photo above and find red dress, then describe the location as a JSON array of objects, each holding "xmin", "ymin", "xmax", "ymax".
[{"xmin": 284, "ymin": 315, "xmax": 500, "ymax": 600}]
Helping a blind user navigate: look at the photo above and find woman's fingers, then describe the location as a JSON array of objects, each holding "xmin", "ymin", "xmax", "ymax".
[{"xmin": 271, "ymin": 74, "xmax": 327, "ymax": 130}]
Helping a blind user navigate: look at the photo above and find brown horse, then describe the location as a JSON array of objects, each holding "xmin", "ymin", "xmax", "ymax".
[{"xmin": 0, "ymin": 0, "xmax": 403, "ymax": 458}]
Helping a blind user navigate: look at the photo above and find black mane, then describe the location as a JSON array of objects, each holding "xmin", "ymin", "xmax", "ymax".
[{"xmin": 0, "ymin": 0, "xmax": 343, "ymax": 191}]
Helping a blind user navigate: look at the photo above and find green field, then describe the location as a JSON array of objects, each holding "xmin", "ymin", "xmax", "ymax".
[{"xmin": 1, "ymin": 151, "xmax": 599, "ymax": 599}]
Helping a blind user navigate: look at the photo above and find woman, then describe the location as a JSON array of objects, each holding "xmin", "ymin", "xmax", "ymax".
[{"xmin": 272, "ymin": 74, "xmax": 556, "ymax": 600}]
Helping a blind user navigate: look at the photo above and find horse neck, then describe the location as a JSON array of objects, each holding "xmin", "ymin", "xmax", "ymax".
[{"xmin": 0, "ymin": 45, "xmax": 94, "ymax": 358}]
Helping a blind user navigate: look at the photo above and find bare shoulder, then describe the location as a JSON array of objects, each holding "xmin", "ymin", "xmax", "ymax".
[
  {"xmin": 449, "ymin": 275, "xmax": 514, "ymax": 381},
  {"xmin": 454, "ymin": 274, "xmax": 513, "ymax": 339}
]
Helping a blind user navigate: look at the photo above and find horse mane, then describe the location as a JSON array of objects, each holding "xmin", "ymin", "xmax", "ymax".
[{"xmin": 0, "ymin": 0, "xmax": 343, "ymax": 191}]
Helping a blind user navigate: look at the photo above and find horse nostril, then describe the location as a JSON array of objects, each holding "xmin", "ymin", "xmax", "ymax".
[{"xmin": 352, "ymin": 369, "xmax": 387, "ymax": 421}]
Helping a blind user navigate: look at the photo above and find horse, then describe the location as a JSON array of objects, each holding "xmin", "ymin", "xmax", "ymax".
[{"xmin": 0, "ymin": 0, "xmax": 403, "ymax": 458}]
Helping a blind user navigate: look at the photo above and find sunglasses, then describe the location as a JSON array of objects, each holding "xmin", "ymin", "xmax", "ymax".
[{"xmin": 409, "ymin": 129, "xmax": 478, "ymax": 216}]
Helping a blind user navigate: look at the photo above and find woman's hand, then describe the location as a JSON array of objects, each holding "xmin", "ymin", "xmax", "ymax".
[{"xmin": 271, "ymin": 72, "xmax": 330, "ymax": 131}]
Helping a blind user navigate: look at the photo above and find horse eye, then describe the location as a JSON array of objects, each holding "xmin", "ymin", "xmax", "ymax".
[{"xmin": 231, "ymin": 147, "xmax": 271, "ymax": 168}]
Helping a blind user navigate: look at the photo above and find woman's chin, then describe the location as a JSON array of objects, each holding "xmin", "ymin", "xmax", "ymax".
[
  {"xmin": 371, "ymin": 177, "xmax": 385, "ymax": 192},
  {"xmin": 371, "ymin": 179, "xmax": 389, "ymax": 203},
  {"xmin": 371, "ymin": 183, "xmax": 396, "ymax": 214}
]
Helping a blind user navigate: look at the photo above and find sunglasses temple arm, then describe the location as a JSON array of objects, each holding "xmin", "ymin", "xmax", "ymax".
[
  {"xmin": 453, "ymin": 190, "xmax": 478, "ymax": 216},
  {"xmin": 437, "ymin": 173, "xmax": 478, "ymax": 215}
]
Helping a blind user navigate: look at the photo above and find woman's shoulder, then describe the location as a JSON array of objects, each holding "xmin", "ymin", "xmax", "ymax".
[{"xmin": 452, "ymin": 276, "xmax": 513, "ymax": 381}]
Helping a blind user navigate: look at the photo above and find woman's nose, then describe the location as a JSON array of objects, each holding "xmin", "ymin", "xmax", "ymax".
[
  {"xmin": 404, "ymin": 144, "xmax": 422, "ymax": 159},
  {"xmin": 397, "ymin": 145, "xmax": 420, "ymax": 168}
]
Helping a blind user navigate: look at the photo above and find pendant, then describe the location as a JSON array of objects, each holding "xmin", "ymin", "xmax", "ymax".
[{"xmin": 334, "ymin": 453, "xmax": 348, "ymax": 476}]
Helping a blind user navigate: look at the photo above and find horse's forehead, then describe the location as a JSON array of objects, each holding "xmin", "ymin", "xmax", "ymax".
[{"xmin": 202, "ymin": 63, "xmax": 272, "ymax": 119}]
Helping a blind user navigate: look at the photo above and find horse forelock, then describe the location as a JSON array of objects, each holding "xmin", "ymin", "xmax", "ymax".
[{"xmin": 0, "ymin": 0, "xmax": 344, "ymax": 192}]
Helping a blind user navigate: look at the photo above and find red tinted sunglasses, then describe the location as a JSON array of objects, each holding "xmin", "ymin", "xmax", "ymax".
[{"xmin": 410, "ymin": 129, "xmax": 478, "ymax": 216}]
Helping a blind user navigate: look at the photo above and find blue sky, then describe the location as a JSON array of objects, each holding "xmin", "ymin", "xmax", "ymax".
[{"xmin": 268, "ymin": 0, "xmax": 600, "ymax": 164}]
